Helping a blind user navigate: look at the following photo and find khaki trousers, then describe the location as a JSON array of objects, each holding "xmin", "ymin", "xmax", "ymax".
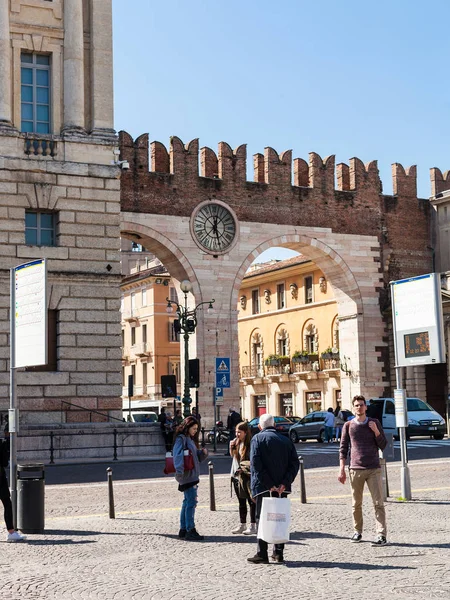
[{"xmin": 349, "ymin": 468, "xmax": 386, "ymax": 536}]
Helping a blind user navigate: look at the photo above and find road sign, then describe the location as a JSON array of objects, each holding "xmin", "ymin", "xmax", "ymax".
[
  {"xmin": 216, "ymin": 372, "xmax": 230, "ymax": 388},
  {"xmin": 216, "ymin": 387, "xmax": 223, "ymax": 397},
  {"xmin": 215, "ymin": 357, "xmax": 230, "ymax": 388},
  {"xmin": 215, "ymin": 357, "xmax": 230, "ymax": 372}
]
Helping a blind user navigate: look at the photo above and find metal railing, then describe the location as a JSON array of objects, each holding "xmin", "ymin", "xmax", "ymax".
[
  {"xmin": 60, "ymin": 400, "xmax": 123, "ymax": 424},
  {"xmin": 16, "ymin": 427, "xmax": 218, "ymax": 465}
]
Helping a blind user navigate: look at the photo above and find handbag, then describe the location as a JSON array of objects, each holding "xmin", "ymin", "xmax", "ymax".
[
  {"xmin": 257, "ymin": 494, "xmax": 291, "ymax": 544},
  {"xmin": 163, "ymin": 437, "xmax": 195, "ymax": 475}
]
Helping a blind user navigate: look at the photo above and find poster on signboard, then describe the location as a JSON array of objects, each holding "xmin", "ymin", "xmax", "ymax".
[
  {"xmin": 13, "ymin": 259, "xmax": 48, "ymax": 368},
  {"xmin": 391, "ymin": 273, "xmax": 445, "ymax": 367}
]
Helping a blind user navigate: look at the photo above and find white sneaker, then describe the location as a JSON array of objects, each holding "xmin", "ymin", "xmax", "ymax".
[
  {"xmin": 243, "ymin": 523, "xmax": 257, "ymax": 535},
  {"xmin": 7, "ymin": 531, "xmax": 27, "ymax": 543},
  {"xmin": 232, "ymin": 523, "xmax": 246, "ymax": 534}
]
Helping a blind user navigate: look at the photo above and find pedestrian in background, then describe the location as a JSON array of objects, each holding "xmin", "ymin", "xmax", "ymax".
[
  {"xmin": 0, "ymin": 437, "xmax": 26, "ymax": 542},
  {"xmin": 324, "ymin": 407, "xmax": 335, "ymax": 443},
  {"xmin": 162, "ymin": 411, "xmax": 174, "ymax": 452},
  {"xmin": 173, "ymin": 416, "xmax": 208, "ymax": 541},
  {"xmin": 230, "ymin": 421, "xmax": 256, "ymax": 535},
  {"xmin": 174, "ymin": 409, "xmax": 183, "ymax": 427},
  {"xmin": 247, "ymin": 414, "xmax": 299, "ymax": 564},
  {"xmin": 338, "ymin": 395, "xmax": 388, "ymax": 546},
  {"xmin": 225, "ymin": 407, "xmax": 241, "ymax": 455}
]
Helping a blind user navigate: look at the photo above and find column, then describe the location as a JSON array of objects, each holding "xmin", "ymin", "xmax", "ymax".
[
  {"xmin": 63, "ymin": 0, "xmax": 85, "ymax": 133},
  {"xmin": 0, "ymin": 0, "xmax": 12, "ymax": 128},
  {"xmin": 90, "ymin": 0, "xmax": 115, "ymax": 137}
]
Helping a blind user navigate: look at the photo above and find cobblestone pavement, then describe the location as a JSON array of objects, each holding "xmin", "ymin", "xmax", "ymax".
[{"xmin": 1, "ymin": 459, "xmax": 450, "ymax": 600}]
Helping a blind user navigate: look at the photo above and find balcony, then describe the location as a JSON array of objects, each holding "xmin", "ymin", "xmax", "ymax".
[
  {"xmin": 321, "ymin": 357, "xmax": 340, "ymax": 376},
  {"xmin": 241, "ymin": 365, "xmax": 265, "ymax": 380},
  {"xmin": 122, "ymin": 309, "xmax": 138, "ymax": 323},
  {"xmin": 134, "ymin": 342, "xmax": 151, "ymax": 357}
]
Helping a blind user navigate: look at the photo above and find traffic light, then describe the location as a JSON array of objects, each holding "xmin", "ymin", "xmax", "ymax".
[
  {"xmin": 161, "ymin": 375, "xmax": 177, "ymax": 398},
  {"xmin": 173, "ymin": 319, "xmax": 181, "ymax": 334},
  {"xmin": 189, "ymin": 358, "xmax": 200, "ymax": 388}
]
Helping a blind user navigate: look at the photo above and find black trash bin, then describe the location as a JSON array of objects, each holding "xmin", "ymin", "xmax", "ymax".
[{"xmin": 17, "ymin": 463, "xmax": 45, "ymax": 534}]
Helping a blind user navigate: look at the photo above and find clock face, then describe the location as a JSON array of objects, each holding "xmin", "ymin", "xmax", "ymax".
[{"xmin": 191, "ymin": 201, "xmax": 237, "ymax": 254}]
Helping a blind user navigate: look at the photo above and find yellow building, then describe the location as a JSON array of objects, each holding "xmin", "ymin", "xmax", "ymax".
[
  {"xmin": 121, "ymin": 266, "xmax": 181, "ymax": 411},
  {"xmin": 238, "ymin": 256, "xmax": 341, "ymax": 419}
]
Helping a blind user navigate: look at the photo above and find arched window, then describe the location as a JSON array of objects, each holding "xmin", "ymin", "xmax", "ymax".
[
  {"xmin": 251, "ymin": 331, "xmax": 264, "ymax": 375},
  {"xmin": 303, "ymin": 320, "xmax": 318, "ymax": 353},
  {"xmin": 332, "ymin": 316, "xmax": 339, "ymax": 350},
  {"xmin": 275, "ymin": 326, "xmax": 290, "ymax": 356}
]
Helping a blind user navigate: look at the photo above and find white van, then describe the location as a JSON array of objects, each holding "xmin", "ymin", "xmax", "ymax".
[
  {"xmin": 367, "ymin": 397, "xmax": 446, "ymax": 440},
  {"xmin": 123, "ymin": 410, "xmax": 158, "ymax": 424}
]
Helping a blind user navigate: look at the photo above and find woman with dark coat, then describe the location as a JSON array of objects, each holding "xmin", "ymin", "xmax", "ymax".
[
  {"xmin": 230, "ymin": 421, "xmax": 256, "ymax": 535},
  {"xmin": 173, "ymin": 416, "xmax": 208, "ymax": 541}
]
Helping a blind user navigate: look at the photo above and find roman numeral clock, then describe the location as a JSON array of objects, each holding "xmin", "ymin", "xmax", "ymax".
[{"xmin": 190, "ymin": 200, "xmax": 239, "ymax": 255}]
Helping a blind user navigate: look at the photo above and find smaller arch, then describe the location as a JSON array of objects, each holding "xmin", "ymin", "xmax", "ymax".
[
  {"xmin": 331, "ymin": 315, "xmax": 340, "ymax": 350},
  {"xmin": 274, "ymin": 324, "xmax": 290, "ymax": 357},
  {"xmin": 302, "ymin": 319, "xmax": 319, "ymax": 353}
]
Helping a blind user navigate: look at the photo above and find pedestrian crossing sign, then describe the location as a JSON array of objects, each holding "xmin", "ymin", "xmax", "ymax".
[{"xmin": 215, "ymin": 357, "xmax": 230, "ymax": 372}]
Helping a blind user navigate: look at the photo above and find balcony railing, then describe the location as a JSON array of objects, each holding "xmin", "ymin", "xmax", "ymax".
[
  {"xmin": 122, "ymin": 309, "xmax": 138, "ymax": 322},
  {"xmin": 241, "ymin": 365, "xmax": 264, "ymax": 378},
  {"xmin": 134, "ymin": 342, "xmax": 151, "ymax": 357}
]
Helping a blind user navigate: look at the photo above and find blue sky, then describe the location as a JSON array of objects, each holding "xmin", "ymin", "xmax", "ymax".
[{"xmin": 113, "ymin": 0, "xmax": 450, "ymax": 255}]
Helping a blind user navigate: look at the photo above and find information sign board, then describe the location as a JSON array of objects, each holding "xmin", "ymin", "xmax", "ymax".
[
  {"xmin": 391, "ymin": 273, "xmax": 445, "ymax": 367},
  {"xmin": 14, "ymin": 259, "xmax": 47, "ymax": 368}
]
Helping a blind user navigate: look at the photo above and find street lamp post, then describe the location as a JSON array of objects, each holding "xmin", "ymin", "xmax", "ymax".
[{"xmin": 166, "ymin": 280, "xmax": 215, "ymax": 418}]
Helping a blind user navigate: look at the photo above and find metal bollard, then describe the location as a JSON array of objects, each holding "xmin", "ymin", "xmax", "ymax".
[
  {"xmin": 107, "ymin": 467, "xmax": 115, "ymax": 519},
  {"xmin": 113, "ymin": 429, "xmax": 118, "ymax": 461},
  {"xmin": 299, "ymin": 456, "xmax": 307, "ymax": 504},
  {"xmin": 208, "ymin": 461, "xmax": 216, "ymax": 511},
  {"xmin": 380, "ymin": 457, "xmax": 389, "ymax": 500},
  {"xmin": 49, "ymin": 431, "xmax": 55, "ymax": 465},
  {"xmin": 201, "ymin": 427, "xmax": 205, "ymax": 448}
]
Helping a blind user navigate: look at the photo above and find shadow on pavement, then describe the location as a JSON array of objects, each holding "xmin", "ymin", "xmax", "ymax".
[
  {"xmin": 285, "ymin": 560, "xmax": 415, "ymax": 570},
  {"xmin": 23, "ymin": 539, "xmax": 95, "ymax": 546},
  {"xmin": 42, "ymin": 529, "xmax": 125, "ymax": 536},
  {"xmin": 291, "ymin": 531, "xmax": 348, "ymax": 541}
]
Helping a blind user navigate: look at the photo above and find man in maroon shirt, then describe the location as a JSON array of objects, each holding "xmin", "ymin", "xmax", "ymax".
[{"xmin": 339, "ymin": 395, "xmax": 387, "ymax": 546}]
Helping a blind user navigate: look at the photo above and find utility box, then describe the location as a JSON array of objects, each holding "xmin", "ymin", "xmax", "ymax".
[{"xmin": 17, "ymin": 463, "xmax": 45, "ymax": 534}]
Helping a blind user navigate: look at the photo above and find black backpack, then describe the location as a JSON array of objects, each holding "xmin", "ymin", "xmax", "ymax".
[{"xmin": 0, "ymin": 439, "xmax": 9, "ymax": 468}]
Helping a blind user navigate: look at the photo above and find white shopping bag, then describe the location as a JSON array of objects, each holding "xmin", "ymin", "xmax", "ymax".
[{"xmin": 257, "ymin": 496, "xmax": 291, "ymax": 544}]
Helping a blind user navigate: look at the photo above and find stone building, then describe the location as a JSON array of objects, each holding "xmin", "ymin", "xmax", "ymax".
[
  {"xmin": 121, "ymin": 264, "xmax": 181, "ymax": 412},
  {"xmin": 0, "ymin": 0, "xmax": 122, "ymax": 425},
  {"xmin": 238, "ymin": 256, "xmax": 341, "ymax": 419}
]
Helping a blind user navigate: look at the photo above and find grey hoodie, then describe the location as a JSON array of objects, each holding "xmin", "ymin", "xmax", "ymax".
[{"xmin": 173, "ymin": 434, "xmax": 208, "ymax": 487}]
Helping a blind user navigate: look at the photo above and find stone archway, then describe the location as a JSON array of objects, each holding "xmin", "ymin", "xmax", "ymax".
[{"xmin": 121, "ymin": 212, "xmax": 385, "ymax": 419}]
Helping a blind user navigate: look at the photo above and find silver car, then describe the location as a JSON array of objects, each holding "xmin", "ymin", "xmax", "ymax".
[{"xmin": 289, "ymin": 411, "xmax": 327, "ymax": 443}]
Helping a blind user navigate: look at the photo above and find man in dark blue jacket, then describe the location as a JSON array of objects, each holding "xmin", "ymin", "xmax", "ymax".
[{"xmin": 248, "ymin": 414, "xmax": 299, "ymax": 564}]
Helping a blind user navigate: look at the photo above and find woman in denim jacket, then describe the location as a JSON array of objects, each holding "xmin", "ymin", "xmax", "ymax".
[{"xmin": 173, "ymin": 416, "xmax": 208, "ymax": 541}]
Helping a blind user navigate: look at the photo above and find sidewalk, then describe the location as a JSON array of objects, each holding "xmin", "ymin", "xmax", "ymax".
[{"xmin": 2, "ymin": 458, "xmax": 450, "ymax": 600}]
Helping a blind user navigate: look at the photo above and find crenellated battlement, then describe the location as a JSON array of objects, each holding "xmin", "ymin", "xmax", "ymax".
[
  {"xmin": 119, "ymin": 131, "xmax": 422, "ymax": 201},
  {"xmin": 430, "ymin": 167, "xmax": 450, "ymax": 196},
  {"xmin": 119, "ymin": 132, "xmax": 428, "ymax": 245}
]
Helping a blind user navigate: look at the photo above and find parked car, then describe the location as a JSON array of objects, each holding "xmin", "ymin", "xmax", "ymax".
[
  {"xmin": 247, "ymin": 416, "xmax": 293, "ymax": 437},
  {"xmin": 288, "ymin": 411, "xmax": 328, "ymax": 443},
  {"xmin": 367, "ymin": 397, "xmax": 446, "ymax": 440}
]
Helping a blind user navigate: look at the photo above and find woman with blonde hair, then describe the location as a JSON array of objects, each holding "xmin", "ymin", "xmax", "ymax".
[{"xmin": 230, "ymin": 421, "xmax": 256, "ymax": 535}]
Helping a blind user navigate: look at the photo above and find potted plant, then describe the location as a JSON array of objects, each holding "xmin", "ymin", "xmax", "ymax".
[
  {"xmin": 321, "ymin": 347, "xmax": 340, "ymax": 360},
  {"xmin": 292, "ymin": 350, "xmax": 310, "ymax": 363},
  {"xmin": 265, "ymin": 354, "xmax": 281, "ymax": 366}
]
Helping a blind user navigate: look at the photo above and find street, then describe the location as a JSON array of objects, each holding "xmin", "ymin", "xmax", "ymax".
[
  {"xmin": 44, "ymin": 436, "xmax": 450, "ymax": 485},
  {"xmin": 2, "ymin": 448, "xmax": 450, "ymax": 600}
]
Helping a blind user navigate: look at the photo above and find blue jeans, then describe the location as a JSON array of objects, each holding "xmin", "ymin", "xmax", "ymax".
[
  {"xmin": 325, "ymin": 426, "xmax": 334, "ymax": 442},
  {"xmin": 180, "ymin": 485, "xmax": 198, "ymax": 531}
]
